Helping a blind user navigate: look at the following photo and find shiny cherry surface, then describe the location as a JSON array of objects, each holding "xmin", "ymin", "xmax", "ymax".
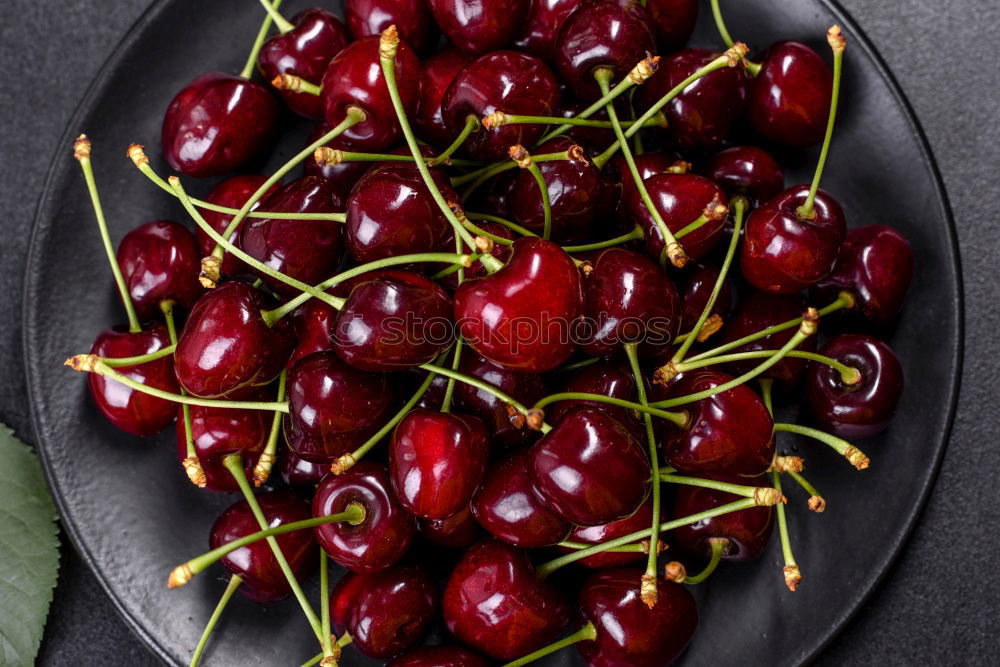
[
  {"xmin": 646, "ymin": 0, "xmax": 698, "ymax": 51},
  {"xmin": 389, "ymin": 645, "xmax": 490, "ymax": 667},
  {"xmin": 562, "ymin": 496, "xmax": 654, "ymax": 569},
  {"xmin": 279, "ymin": 448, "xmax": 329, "ymax": 487},
  {"xmin": 627, "ymin": 172, "xmax": 728, "ymax": 262},
  {"xmin": 678, "ymin": 262, "xmax": 736, "ymax": 335},
  {"xmin": 416, "ymin": 48, "xmax": 474, "ymax": 147},
  {"xmin": 345, "ymin": 564, "xmax": 439, "ymax": 659},
  {"xmin": 672, "ymin": 474, "xmax": 774, "ymax": 561},
  {"xmin": 329, "ymin": 570, "xmax": 367, "ymax": 635},
  {"xmin": 197, "ymin": 175, "xmax": 276, "ymax": 278},
  {"xmin": 747, "ymin": 41, "xmax": 832, "ymax": 147},
  {"xmin": 174, "ymin": 400, "xmax": 268, "ymax": 492},
  {"xmin": 514, "ymin": 0, "xmax": 580, "ymax": 61},
  {"xmin": 614, "ymin": 149, "xmax": 683, "ymax": 209},
  {"xmin": 548, "ymin": 361, "xmax": 648, "ymax": 441},
  {"xmin": 428, "ymin": 0, "xmax": 529, "ymax": 54},
  {"xmin": 346, "ymin": 0, "xmax": 437, "ymax": 54},
  {"xmin": 419, "ymin": 506, "xmax": 481, "ymax": 549},
  {"xmin": 704, "ymin": 145, "xmax": 785, "ymax": 207},
  {"xmin": 116, "ymin": 220, "xmax": 201, "ymax": 319},
  {"xmin": 288, "ymin": 298, "xmax": 338, "ymax": 367},
  {"xmin": 454, "ymin": 354, "xmax": 548, "ymax": 448}
]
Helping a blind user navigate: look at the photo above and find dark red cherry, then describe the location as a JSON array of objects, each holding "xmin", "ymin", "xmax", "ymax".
[
  {"xmin": 638, "ymin": 48, "xmax": 747, "ymax": 151},
  {"xmin": 321, "ymin": 36, "xmax": 422, "ymax": 151},
  {"xmin": 805, "ymin": 334, "xmax": 903, "ymax": 439},
  {"xmin": 509, "ymin": 136, "xmax": 606, "ymax": 241},
  {"xmin": 345, "ymin": 0, "xmax": 437, "ymax": 54},
  {"xmin": 442, "ymin": 538, "xmax": 569, "ymax": 660},
  {"xmin": 258, "ymin": 8, "xmax": 350, "ymax": 118},
  {"xmin": 470, "ymin": 451, "xmax": 571, "ymax": 547},
  {"xmin": 718, "ymin": 291, "xmax": 816, "ymax": 388},
  {"xmin": 87, "ymin": 324, "xmax": 177, "ymax": 436},
  {"xmin": 390, "ymin": 409, "xmax": 489, "ymax": 519},
  {"xmin": 333, "ymin": 270, "xmax": 454, "ymax": 372},
  {"xmin": 288, "ymin": 298, "xmax": 338, "ymax": 367},
  {"xmin": 329, "ymin": 570, "xmax": 367, "ymax": 635},
  {"xmin": 646, "ymin": 0, "xmax": 698, "ymax": 51},
  {"xmin": 174, "ymin": 399, "xmax": 268, "ymax": 492},
  {"xmin": 428, "ymin": 0, "xmax": 529, "ymax": 54},
  {"xmin": 116, "ymin": 220, "xmax": 201, "ymax": 319},
  {"xmin": 656, "ymin": 369, "xmax": 774, "ymax": 477},
  {"xmin": 614, "ymin": 149, "xmax": 683, "ymax": 209},
  {"xmin": 455, "ymin": 237, "xmax": 583, "ymax": 372},
  {"xmin": 678, "ymin": 262, "xmax": 736, "ymax": 334},
  {"xmin": 209, "ymin": 491, "xmax": 315, "ymax": 603},
  {"xmin": 554, "ymin": 0, "xmax": 657, "ymax": 100},
  {"xmin": 417, "ymin": 48, "xmax": 475, "ymax": 147},
  {"xmin": 626, "ymin": 172, "xmax": 728, "ymax": 262},
  {"xmin": 161, "ymin": 72, "xmax": 279, "ymax": 178},
  {"xmin": 174, "ymin": 281, "xmax": 295, "ymax": 399},
  {"xmin": 344, "ymin": 564, "xmax": 438, "ymax": 659},
  {"xmin": 284, "ymin": 352, "xmax": 397, "ymax": 463},
  {"xmin": 704, "ymin": 145, "xmax": 784, "ymax": 207},
  {"xmin": 814, "ymin": 225, "xmax": 914, "ymax": 326},
  {"xmin": 579, "ymin": 247, "xmax": 680, "ymax": 356},
  {"xmin": 463, "ymin": 169, "xmax": 518, "ymax": 220},
  {"xmin": 419, "ymin": 506, "xmax": 481, "ymax": 549},
  {"xmin": 454, "ymin": 354, "xmax": 548, "ymax": 448},
  {"xmin": 530, "ymin": 406, "xmax": 651, "ymax": 525},
  {"xmin": 279, "ymin": 448, "xmax": 329, "ymax": 487},
  {"xmin": 560, "ymin": 496, "xmax": 654, "ymax": 569},
  {"xmin": 577, "ymin": 568, "xmax": 698, "ymax": 667},
  {"xmin": 548, "ymin": 361, "xmax": 648, "ymax": 442},
  {"xmin": 442, "ymin": 50, "xmax": 560, "ymax": 161},
  {"xmin": 389, "ymin": 645, "xmax": 490, "ymax": 667},
  {"xmin": 197, "ymin": 175, "xmax": 276, "ymax": 278},
  {"xmin": 514, "ymin": 0, "xmax": 581, "ymax": 61},
  {"xmin": 672, "ymin": 474, "xmax": 774, "ymax": 561},
  {"xmin": 304, "ymin": 125, "xmax": 371, "ymax": 204},
  {"xmin": 747, "ymin": 40, "xmax": 832, "ymax": 147},
  {"xmin": 740, "ymin": 186, "xmax": 846, "ymax": 294},
  {"xmin": 314, "ymin": 462, "xmax": 417, "ymax": 572}
]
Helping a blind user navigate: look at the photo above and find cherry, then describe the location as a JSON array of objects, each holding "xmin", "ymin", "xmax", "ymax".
[
  {"xmin": 428, "ymin": 0, "xmax": 529, "ymax": 54},
  {"xmin": 814, "ymin": 225, "xmax": 914, "ymax": 326},
  {"xmin": 577, "ymin": 568, "xmax": 698, "ymax": 666},
  {"xmin": 174, "ymin": 281, "xmax": 295, "ymax": 399},
  {"xmin": 209, "ymin": 491, "xmax": 315, "ymax": 603},
  {"xmin": 87, "ymin": 324, "xmax": 178, "ymax": 436},
  {"xmin": 464, "ymin": 171, "xmax": 519, "ymax": 220},
  {"xmin": 284, "ymin": 351, "xmax": 397, "ymax": 463},
  {"xmin": 345, "ymin": 0, "xmax": 437, "ymax": 55},
  {"xmin": 442, "ymin": 50, "xmax": 561, "ymax": 161},
  {"xmin": 747, "ymin": 41, "xmax": 832, "ymax": 147},
  {"xmin": 560, "ymin": 496, "xmax": 654, "ymax": 569},
  {"xmin": 287, "ymin": 298, "xmax": 338, "ymax": 367},
  {"xmin": 197, "ymin": 175, "xmax": 278, "ymax": 279},
  {"xmin": 321, "ymin": 36, "xmax": 422, "ymax": 151},
  {"xmin": 579, "ymin": 247, "xmax": 680, "ymax": 357},
  {"xmin": 530, "ymin": 406, "xmax": 651, "ymax": 525},
  {"xmin": 704, "ymin": 145, "xmax": 785, "ymax": 208},
  {"xmin": 646, "ymin": 0, "xmax": 699, "ymax": 51},
  {"xmin": 389, "ymin": 645, "xmax": 489, "ymax": 667},
  {"xmin": 678, "ymin": 262, "xmax": 736, "ymax": 335},
  {"xmin": 417, "ymin": 48, "xmax": 475, "ymax": 147},
  {"xmin": 174, "ymin": 400, "xmax": 268, "ymax": 492},
  {"xmin": 514, "ymin": 0, "xmax": 580, "ymax": 61},
  {"xmin": 238, "ymin": 175, "xmax": 344, "ymax": 296},
  {"xmin": 279, "ymin": 448, "xmax": 329, "ymax": 487},
  {"xmin": 333, "ymin": 270, "xmax": 454, "ymax": 371},
  {"xmin": 454, "ymin": 353, "xmax": 548, "ymax": 448},
  {"xmin": 805, "ymin": 333, "xmax": 903, "ymax": 439},
  {"xmin": 115, "ymin": 220, "xmax": 202, "ymax": 320},
  {"xmin": 303, "ymin": 125, "xmax": 372, "ymax": 204},
  {"xmin": 419, "ymin": 506, "xmax": 482, "ymax": 549},
  {"xmin": 656, "ymin": 370, "xmax": 774, "ymax": 477},
  {"xmin": 161, "ymin": 72, "xmax": 280, "ymax": 177},
  {"xmin": 329, "ymin": 570, "xmax": 367, "ymax": 635},
  {"xmin": 470, "ymin": 451, "xmax": 571, "ymax": 548},
  {"xmin": 313, "ymin": 461, "xmax": 417, "ymax": 572},
  {"xmin": 548, "ymin": 361, "xmax": 648, "ymax": 441},
  {"xmin": 258, "ymin": 8, "xmax": 350, "ymax": 119},
  {"xmin": 455, "ymin": 237, "xmax": 583, "ymax": 373},
  {"xmin": 390, "ymin": 408, "xmax": 489, "ymax": 519},
  {"xmin": 614, "ymin": 149, "xmax": 682, "ymax": 210},
  {"xmin": 342, "ymin": 564, "xmax": 439, "ymax": 659},
  {"xmin": 554, "ymin": 0, "xmax": 657, "ymax": 100},
  {"xmin": 671, "ymin": 473, "xmax": 774, "ymax": 561},
  {"xmin": 442, "ymin": 538, "xmax": 569, "ymax": 660},
  {"xmin": 638, "ymin": 48, "xmax": 747, "ymax": 151}
]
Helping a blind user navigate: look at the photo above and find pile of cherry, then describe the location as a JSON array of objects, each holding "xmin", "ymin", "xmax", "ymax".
[{"xmin": 65, "ymin": 0, "xmax": 914, "ymax": 664}]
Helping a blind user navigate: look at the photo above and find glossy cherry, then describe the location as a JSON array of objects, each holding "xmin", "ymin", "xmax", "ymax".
[
  {"xmin": 174, "ymin": 281, "xmax": 295, "ymax": 399},
  {"xmin": 530, "ymin": 406, "xmax": 651, "ymax": 525},
  {"xmin": 626, "ymin": 172, "xmax": 728, "ymax": 262},
  {"xmin": 455, "ymin": 237, "xmax": 583, "ymax": 372},
  {"xmin": 442, "ymin": 538, "xmax": 569, "ymax": 660},
  {"xmin": 258, "ymin": 8, "xmax": 350, "ymax": 118},
  {"xmin": 740, "ymin": 185, "xmax": 846, "ymax": 294},
  {"xmin": 313, "ymin": 462, "xmax": 417, "ymax": 572},
  {"xmin": 577, "ymin": 568, "xmax": 698, "ymax": 666},
  {"xmin": 342, "ymin": 564, "xmax": 439, "ymax": 659},
  {"xmin": 197, "ymin": 175, "xmax": 276, "ymax": 278},
  {"xmin": 560, "ymin": 496, "xmax": 655, "ymax": 569},
  {"xmin": 419, "ymin": 506, "xmax": 481, "ymax": 549},
  {"xmin": 303, "ymin": 124, "xmax": 372, "ymax": 204},
  {"xmin": 548, "ymin": 361, "xmax": 648, "ymax": 441},
  {"xmin": 279, "ymin": 448, "xmax": 329, "ymax": 487},
  {"xmin": 704, "ymin": 145, "xmax": 785, "ymax": 207},
  {"xmin": 442, "ymin": 50, "xmax": 561, "ymax": 161},
  {"xmin": 416, "ymin": 48, "xmax": 474, "ymax": 147},
  {"xmin": 345, "ymin": 0, "xmax": 437, "ymax": 54},
  {"xmin": 161, "ymin": 72, "xmax": 279, "ymax": 178},
  {"xmin": 646, "ymin": 0, "xmax": 699, "ymax": 51},
  {"xmin": 614, "ymin": 149, "xmax": 683, "ymax": 209},
  {"xmin": 283, "ymin": 351, "xmax": 397, "ymax": 463},
  {"xmin": 209, "ymin": 491, "xmax": 315, "ymax": 603},
  {"xmin": 470, "ymin": 451, "xmax": 571, "ymax": 548},
  {"xmin": 116, "ymin": 220, "xmax": 202, "ymax": 319},
  {"xmin": 454, "ymin": 353, "xmax": 548, "ymax": 448},
  {"xmin": 805, "ymin": 333, "xmax": 903, "ymax": 439},
  {"xmin": 747, "ymin": 41, "xmax": 832, "ymax": 147},
  {"xmin": 814, "ymin": 225, "xmax": 914, "ymax": 326},
  {"xmin": 321, "ymin": 36, "xmax": 422, "ymax": 151},
  {"xmin": 656, "ymin": 370, "xmax": 774, "ymax": 477},
  {"xmin": 678, "ymin": 262, "xmax": 736, "ymax": 335},
  {"xmin": 174, "ymin": 400, "xmax": 268, "ymax": 492},
  {"xmin": 87, "ymin": 324, "xmax": 178, "ymax": 436},
  {"xmin": 287, "ymin": 298, "xmax": 338, "ymax": 367},
  {"xmin": 428, "ymin": 0, "xmax": 529, "ymax": 54},
  {"xmin": 672, "ymin": 474, "xmax": 775, "ymax": 561},
  {"xmin": 514, "ymin": 0, "xmax": 580, "ymax": 61},
  {"xmin": 389, "ymin": 645, "xmax": 490, "ymax": 667},
  {"xmin": 329, "ymin": 570, "xmax": 368, "ymax": 635}
]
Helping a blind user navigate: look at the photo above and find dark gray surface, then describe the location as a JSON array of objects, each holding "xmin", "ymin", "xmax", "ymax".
[{"xmin": 0, "ymin": 1, "xmax": 994, "ymax": 665}]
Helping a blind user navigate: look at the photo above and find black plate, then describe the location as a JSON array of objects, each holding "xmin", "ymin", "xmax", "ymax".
[{"xmin": 24, "ymin": 0, "xmax": 962, "ymax": 665}]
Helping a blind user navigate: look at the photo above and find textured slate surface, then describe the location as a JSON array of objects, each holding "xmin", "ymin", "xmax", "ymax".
[{"xmin": 0, "ymin": 0, "xmax": 994, "ymax": 665}]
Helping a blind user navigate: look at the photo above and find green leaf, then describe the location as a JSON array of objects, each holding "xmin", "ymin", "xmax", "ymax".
[{"xmin": 0, "ymin": 424, "xmax": 60, "ymax": 666}]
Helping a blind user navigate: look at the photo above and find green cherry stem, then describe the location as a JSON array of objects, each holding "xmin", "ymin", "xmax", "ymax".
[
  {"xmin": 673, "ymin": 350, "xmax": 861, "ymax": 385},
  {"xmin": 314, "ymin": 147, "xmax": 481, "ymax": 168},
  {"xmin": 562, "ymin": 225, "xmax": 645, "ymax": 253},
  {"xmin": 256, "ymin": 0, "xmax": 294, "ymax": 33},
  {"xmin": 466, "ymin": 211, "xmax": 538, "ymax": 237},
  {"xmin": 453, "ymin": 149, "xmax": 583, "ymax": 197},
  {"xmin": 100, "ymin": 344, "xmax": 177, "ymax": 368},
  {"xmin": 502, "ymin": 622, "xmax": 598, "ymax": 667},
  {"xmin": 529, "ymin": 392, "xmax": 689, "ymax": 427},
  {"xmin": 557, "ymin": 540, "xmax": 646, "ymax": 553},
  {"xmin": 272, "ymin": 74, "xmax": 323, "ymax": 96},
  {"xmin": 252, "ymin": 368, "xmax": 287, "ymax": 487},
  {"xmin": 441, "ymin": 338, "xmax": 463, "ymax": 414},
  {"xmin": 74, "ymin": 136, "xmax": 141, "ymax": 332},
  {"xmin": 161, "ymin": 300, "xmax": 205, "ymax": 489},
  {"xmin": 240, "ymin": 0, "xmax": 283, "ymax": 79},
  {"xmin": 773, "ymin": 422, "xmax": 870, "ymax": 470},
  {"xmin": 786, "ymin": 470, "xmax": 827, "ymax": 512},
  {"xmin": 797, "ymin": 26, "xmax": 846, "ymax": 220},
  {"xmin": 188, "ymin": 574, "xmax": 242, "ymax": 667},
  {"xmin": 772, "ymin": 470, "xmax": 801, "ymax": 591},
  {"xmin": 429, "ymin": 115, "xmax": 480, "ymax": 166},
  {"xmin": 682, "ymin": 537, "xmax": 727, "ymax": 585},
  {"xmin": 709, "ymin": 0, "xmax": 735, "ymax": 48},
  {"xmin": 509, "ymin": 145, "xmax": 552, "ymax": 240},
  {"xmin": 759, "ymin": 378, "xmax": 774, "ymax": 415},
  {"xmin": 485, "ymin": 110, "xmax": 666, "ymax": 130},
  {"xmin": 555, "ymin": 357, "xmax": 600, "ymax": 373},
  {"xmin": 319, "ymin": 552, "xmax": 335, "ymax": 664},
  {"xmin": 658, "ymin": 473, "xmax": 785, "ymax": 504}
]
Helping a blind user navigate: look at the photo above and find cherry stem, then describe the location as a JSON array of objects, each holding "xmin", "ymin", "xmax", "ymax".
[
  {"xmin": 709, "ymin": 0, "xmax": 735, "ymax": 48},
  {"xmin": 676, "ymin": 350, "xmax": 861, "ymax": 385},
  {"xmin": 453, "ymin": 150, "xmax": 581, "ymax": 193},
  {"xmin": 466, "ymin": 211, "xmax": 538, "ymax": 237},
  {"xmin": 73, "ymin": 136, "xmax": 141, "ymax": 332},
  {"xmin": 563, "ymin": 225, "xmax": 644, "ymax": 253},
  {"xmin": 502, "ymin": 622, "xmax": 598, "ymax": 667},
  {"xmin": 100, "ymin": 344, "xmax": 177, "ymax": 367},
  {"xmin": 441, "ymin": 339, "xmax": 463, "ymax": 413},
  {"xmin": 462, "ymin": 220, "xmax": 515, "ymax": 247},
  {"xmin": 188, "ymin": 574, "xmax": 242, "ymax": 667},
  {"xmin": 253, "ymin": 368, "xmax": 287, "ymax": 487},
  {"xmin": 759, "ymin": 377, "xmax": 774, "ymax": 414},
  {"xmin": 161, "ymin": 301, "xmax": 205, "ymax": 488},
  {"xmin": 487, "ymin": 111, "xmax": 666, "ymax": 130},
  {"xmin": 429, "ymin": 115, "xmax": 480, "ymax": 166},
  {"xmin": 659, "ymin": 473, "xmax": 785, "ymax": 504},
  {"xmin": 772, "ymin": 470, "xmax": 801, "ymax": 591},
  {"xmin": 378, "ymin": 27, "xmax": 502, "ymax": 273},
  {"xmin": 315, "ymin": 148, "xmax": 481, "ymax": 168},
  {"xmin": 786, "ymin": 470, "xmax": 826, "ymax": 512},
  {"xmin": 257, "ymin": 0, "xmax": 294, "ymax": 33},
  {"xmin": 319, "ymin": 552, "xmax": 335, "ymax": 663},
  {"xmin": 797, "ymin": 27, "xmax": 846, "ymax": 220},
  {"xmin": 272, "ymin": 74, "xmax": 322, "ymax": 96},
  {"xmin": 240, "ymin": 0, "xmax": 283, "ymax": 79},
  {"xmin": 683, "ymin": 537, "xmax": 727, "ymax": 585},
  {"xmin": 530, "ymin": 392, "xmax": 689, "ymax": 427},
  {"xmin": 509, "ymin": 145, "xmax": 552, "ymax": 239},
  {"xmin": 773, "ymin": 423, "xmax": 870, "ymax": 470},
  {"xmin": 557, "ymin": 540, "xmax": 645, "ymax": 553},
  {"xmin": 302, "ymin": 634, "xmax": 353, "ymax": 667},
  {"xmin": 556, "ymin": 357, "xmax": 600, "ymax": 373}
]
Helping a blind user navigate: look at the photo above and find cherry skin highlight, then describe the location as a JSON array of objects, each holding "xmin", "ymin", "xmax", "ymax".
[
  {"xmin": 514, "ymin": 0, "xmax": 581, "ymax": 61},
  {"xmin": 419, "ymin": 506, "xmax": 482, "ymax": 549},
  {"xmin": 345, "ymin": 0, "xmax": 438, "ymax": 54},
  {"xmin": 704, "ymin": 145, "xmax": 785, "ymax": 208},
  {"xmin": 416, "ymin": 48, "xmax": 475, "ymax": 147},
  {"xmin": 428, "ymin": 0, "xmax": 530, "ymax": 54},
  {"xmin": 747, "ymin": 41, "xmax": 833, "ymax": 148},
  {"xmin": 343, "ymin": 564, "xmax": 439, "ymax": 659},
  {"xmin": 548, "ymin": 360, "xmax": 649, "ymax": 442},
  {"xmin": 646, "ymin": 0, "xmax": 699, "ymax": 51},
  {"xmin": 672, "ymin": 474, "xmax": 775, "ymax": 561},
  {"xmin": 287, "ymin": 298, "xmax": 338, "ymax": 368},
  {"xmin": 560, "ymin": 496, "xmax": 655, "ymax": 569},
  {"xmin": 116, "ymin": 220, "xmax": 202, "ymax": 319}
]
